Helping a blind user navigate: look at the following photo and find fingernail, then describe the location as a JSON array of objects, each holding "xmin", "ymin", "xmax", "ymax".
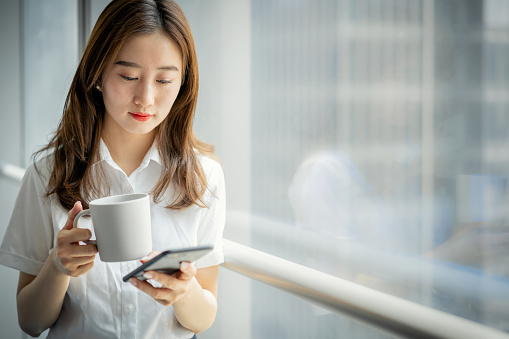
[
  {"xmin": 141, "ymin": 256, "xmax": 149, "ymax": 261},
  {"xmin": 143, "ymin": 272, "xmax": 153, "ymax": 279},
  {"xmin": 130, "ymin": 278, "xmax": 137, "ymax": 286},
  {"xmin": 181, "ymin": 262, "xmax": 189, "ymax": 269}
]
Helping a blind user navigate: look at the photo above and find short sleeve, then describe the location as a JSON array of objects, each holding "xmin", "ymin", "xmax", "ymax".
[
  {"xmin": 0, "ymin": 162, "xmax": 55, "ymax": 276},
  {"xmin": 194, "ymin": 157, "xmax": 226, "ymax": 269}
]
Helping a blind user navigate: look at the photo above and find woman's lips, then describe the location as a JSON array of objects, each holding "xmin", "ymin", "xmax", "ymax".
[{"xmin": 129, "ymin": 112, "xmax": 153, "ymax": 122}]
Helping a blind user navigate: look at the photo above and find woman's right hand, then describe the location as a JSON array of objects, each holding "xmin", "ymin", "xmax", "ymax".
[{"xmin": 50, "ymin": 201, "xmax": 98, "ymax": 277}]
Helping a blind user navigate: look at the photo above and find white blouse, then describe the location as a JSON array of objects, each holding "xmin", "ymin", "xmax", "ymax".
[{"xmin": 0, "ymin": 140, "xmax": 226, "ymax": 339}]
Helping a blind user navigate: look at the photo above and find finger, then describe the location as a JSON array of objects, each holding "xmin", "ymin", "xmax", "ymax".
[
  {"xmin": 73, "ymin": 255, "xmax": 97, "ymax": 266},
  {"xmin": 60, "ymin": 254, "xmax": 96, "ymax": 269},
  {"xmin": 130, "ymin": 277, "xmax": 167, "ymax": 297},
  {"xmin": 140, "ymin": 251, "xmax": 161, "ymax": 264},
  {"xmin": 56, "ymin": 228, "xmax": 93, "ymax": 251},
  {"xmin": 130, "ymin": 278, "xmax": 175, "ymax": 307},
  {"xmin": 143, "ymin": 270, "xmax": 178, "ymax": 289},
  {"xmin": 71, "ymin": 260, "xmax": 95, "ymax": 277},
  {"xmin": 63, "ymin": 228, "xmax": 94, "ymax": 244},
  {"xmin": 70, "ymin": 243, "xmax": 98, "ymax": 257},
  {"xmin": 177, "ymin": 261, "xmax": 196, "ymax": 281},
  {"xmin": 63, "ymin": 201, "xmax": 83, "ymax": 230}
]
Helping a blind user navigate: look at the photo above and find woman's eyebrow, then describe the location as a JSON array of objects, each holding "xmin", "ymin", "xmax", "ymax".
[{"xmin": 114, "ymin": 60, "xmax": 179, "ymax": 71}]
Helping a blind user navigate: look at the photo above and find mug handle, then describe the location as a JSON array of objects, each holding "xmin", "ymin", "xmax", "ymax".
[{"xmin": 73, "ymin": 209, "xmax": 97, "ymax": 245}]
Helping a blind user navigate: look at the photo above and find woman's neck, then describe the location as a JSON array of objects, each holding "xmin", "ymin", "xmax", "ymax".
[{"xmin": 102, "ymin": 125, "xmax": 156, "ymax": 177}]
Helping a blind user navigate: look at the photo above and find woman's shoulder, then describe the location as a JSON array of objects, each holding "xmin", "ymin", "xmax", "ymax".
[
  {"xmin": 196, "ymin": 152, "xmax": 224, "ymax": 184},
  {"xmin": 25, "ymin": 153, "xmax": 54, "ymax": 186},
  {"xmin": 196, "ymin": 152, "xmax": 220, "ymax": 170}
]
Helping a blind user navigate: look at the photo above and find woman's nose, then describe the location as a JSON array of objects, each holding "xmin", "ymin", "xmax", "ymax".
[{"xmin": 133, "ymin": 80, "xmax": 154, "ymax": 108}]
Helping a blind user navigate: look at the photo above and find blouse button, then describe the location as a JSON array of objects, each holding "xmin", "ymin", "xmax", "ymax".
[{"xmin": 125, "ymin": 304, "xmax": 134, "ymax": 314}]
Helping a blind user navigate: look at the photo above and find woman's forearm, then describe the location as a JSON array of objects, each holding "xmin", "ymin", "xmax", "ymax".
[
  {"xmin": 17, "ymin": 248, "xmax": 70, "ymax": 337},
  {"xmin": 172, "ymin": 277, "xmax": 217, "ymax": 333}
]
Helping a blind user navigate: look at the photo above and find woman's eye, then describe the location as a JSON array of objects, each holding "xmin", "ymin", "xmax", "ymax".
[
  {"xmin": 121, "ymin": 75, "xmax": 137, "ymax": 81},
  {"xmin": 157, "ymin": 80, "xmax": 172, "ymax": 84}
]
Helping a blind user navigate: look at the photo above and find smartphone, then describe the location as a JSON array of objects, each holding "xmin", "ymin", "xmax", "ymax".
[{"xmin": 122, "ymin": 245, "xmax": 213, "ymax": 282}]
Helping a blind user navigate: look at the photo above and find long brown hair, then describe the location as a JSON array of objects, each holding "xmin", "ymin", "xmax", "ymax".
[{"xmin": 35, "ymin": 0, "xmax": 213, "ymax": 210}]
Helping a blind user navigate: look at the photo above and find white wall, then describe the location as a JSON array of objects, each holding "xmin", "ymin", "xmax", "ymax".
[
  {"xmin": 0, "ymin": 1, "xmax": 24, "ymax": 337},
  {"xmin": 0, "ymin": 1, "xmax": 79, "ymax": 337},
  {"xmin": 178, "ymin": 1, "xmax": 253, "ymax": 337}
]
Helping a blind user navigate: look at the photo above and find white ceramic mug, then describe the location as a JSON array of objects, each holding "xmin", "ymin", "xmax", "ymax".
[{"xmin": 73, "ymin": 193, "xmax": 152, "ymax": 262}]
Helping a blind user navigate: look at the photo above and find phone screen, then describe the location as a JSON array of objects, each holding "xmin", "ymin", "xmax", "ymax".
[{"xmin": 122, "ymin": 245, "xmax": 213, "ymax": 282}]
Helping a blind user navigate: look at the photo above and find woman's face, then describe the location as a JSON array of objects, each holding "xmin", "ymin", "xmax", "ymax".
[{"xmin": 101, "ymin": 31, "xmax": 183, "ymax": 138}]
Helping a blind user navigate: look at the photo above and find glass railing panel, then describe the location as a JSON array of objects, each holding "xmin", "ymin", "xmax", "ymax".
[{"xmin": 185, "ymin": 0, "xmax": 509, "ymax": 336}]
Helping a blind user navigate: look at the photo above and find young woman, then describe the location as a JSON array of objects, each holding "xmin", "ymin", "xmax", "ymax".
[{"xmin": 0, "ymin": 0, "xmax": 225, "ymax": 337}]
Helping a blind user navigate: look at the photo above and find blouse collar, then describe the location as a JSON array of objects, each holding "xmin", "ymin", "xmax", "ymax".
[{"xmin": 96, "ymin": 138, "xmax": 161, "ymax": 174}]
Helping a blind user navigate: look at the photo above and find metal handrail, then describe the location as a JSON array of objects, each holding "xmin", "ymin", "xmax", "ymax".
[
  {"xmin": 2, "ymin": 163, "xmax": 509, "ymax": 339},
  {"xmin": 222, "ymin": 239, "xmax": 509, "ymax": 339}
]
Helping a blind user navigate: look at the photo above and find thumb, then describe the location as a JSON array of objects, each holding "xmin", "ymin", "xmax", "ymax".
[
  {"xmin": 63, "ymin": 201, "xmax": 83, "ymax": 230},
  {"xmin": 178, "ymin": 261, "xmax": 196, "ymax": 281}
]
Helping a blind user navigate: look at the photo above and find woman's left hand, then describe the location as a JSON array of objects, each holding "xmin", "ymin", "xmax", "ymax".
[{"xmin": 129, "ymin": 259, "xmax": 197, "ymax": 307}]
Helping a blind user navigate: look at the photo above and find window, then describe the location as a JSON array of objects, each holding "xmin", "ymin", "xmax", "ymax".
[{"xmin": 184, "ymin": 0, "xmax": 509, "ymax": 337}]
